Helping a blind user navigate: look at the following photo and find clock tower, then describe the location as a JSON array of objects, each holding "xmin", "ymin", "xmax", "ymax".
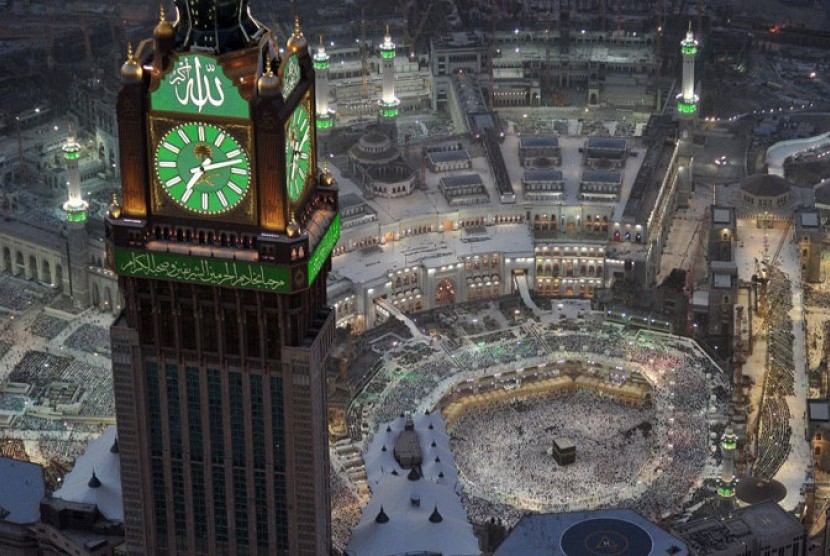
[{"xmin": 107, "ymin": 2, "xmax": 339, "ymax": 554}]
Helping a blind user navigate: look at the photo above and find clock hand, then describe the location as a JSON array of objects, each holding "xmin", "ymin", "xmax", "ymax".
[
  {"xmin": 191, "ymin": 159, "xmax": 243, "ymax": 173},
  {"xmin": 185, "ymin": 157, "xmax": 211, "ymax": 192}
]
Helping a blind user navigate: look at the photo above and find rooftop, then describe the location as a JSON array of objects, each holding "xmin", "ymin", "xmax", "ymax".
[
  {"xmin": 520, "ymin": 136, "xmax": 559, "ymax": 148},
  {"xmin": 53, "ymin": 425, "xmax": 123, "ymax": 522},
  {"xmin": 494, "ymin": 509, "xmax": 688, "ymax": 556},
  {"xmin": 0, "ymin": 456, "xmax": 44, "ymax": 524}
]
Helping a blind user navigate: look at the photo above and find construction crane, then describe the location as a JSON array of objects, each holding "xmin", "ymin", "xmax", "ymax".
[{"xmin": 399, "ymin": 0, "xmax": 435, "ymax": 59}]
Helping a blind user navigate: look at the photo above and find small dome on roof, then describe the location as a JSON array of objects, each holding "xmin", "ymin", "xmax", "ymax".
[{"xmin": 740, "ymin": 173, "xmax": 791, "ymax": 197}]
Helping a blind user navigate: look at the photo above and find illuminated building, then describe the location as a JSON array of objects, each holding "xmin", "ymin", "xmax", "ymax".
[{"xmin": 107, "ymin": 2, "xmax": 339, "ymax": 553}]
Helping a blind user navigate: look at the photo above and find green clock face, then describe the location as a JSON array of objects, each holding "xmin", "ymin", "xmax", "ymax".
[
  {"xmin": 155, "ymin": 123, "xmax": 251, "ymax": 215},
  {"xmin": 285, "ymin": 105, "xmax": 311, "ymax": 202}
]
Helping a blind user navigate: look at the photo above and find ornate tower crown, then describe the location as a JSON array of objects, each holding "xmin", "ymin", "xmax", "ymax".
[{"xmin": 173, "ymin": 0, "xmax": 265, "ymax": 54}]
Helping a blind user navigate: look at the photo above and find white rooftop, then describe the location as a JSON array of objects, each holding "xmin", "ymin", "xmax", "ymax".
[
  {"xmin": 53, "ymin": 425, "xmax": 123, "ymax": 522},
  {"xmin": 347, "ymin": 413, "xmax": 480, "ymax": 556}
]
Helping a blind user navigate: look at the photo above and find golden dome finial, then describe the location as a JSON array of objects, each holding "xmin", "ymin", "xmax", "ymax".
[
  {"xmin": 109, "ymin": 192, "xmax": 122, "ymax": 219},
  {"xmin": 321, "ymin": 160, "xmax": 335, "ymax": 185},
  {"xmin": 287, "ymin": 15, "xmax": 307, "ymax": 52},
  {"xmin": 257, "ymin": 55, "xmax": 280, "ymax": 96},
  {"xmin": 287, "ymin": 211, "xmax": 301, "ymax": 237},
  {"xmin": 155, "ymin": 3, "xmax": 175, "ymax": 40},
  {"xmin": 121, "ymin": 42, "xmax": 143, "ymax": 82}
]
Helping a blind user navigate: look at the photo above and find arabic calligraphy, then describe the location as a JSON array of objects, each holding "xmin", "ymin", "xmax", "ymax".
[
  {"xmin": 152, "ymin": 54, "xmax": 249, "ymax": 119},
  {"xmin": 169, "ymin": 56, "xmax": 225, "ymax": 113},
  {"xmin": 116, "ymin": 249, "xmax": 289, "ymax": 292},
  {"xmin": 282, "ymin": 56, "xmax": 301, "ymax": 98},
  {"xmin": 307, "ymin": 215, "xmax": 341, "ymax": 285}
]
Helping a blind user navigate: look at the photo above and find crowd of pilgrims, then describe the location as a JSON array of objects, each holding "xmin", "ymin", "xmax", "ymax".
[
  {"xmin": 753, "ymin": 267, "xmax": 795, "ymax": 479},
  {"xmin": 346, "ymin": 323, "xmax": 724, "ymax": 524}
]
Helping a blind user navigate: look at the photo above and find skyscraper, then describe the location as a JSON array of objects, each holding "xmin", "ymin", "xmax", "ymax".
[{"xmin": 107, "ymin": 2, "xmax": 339, "ymax": 554}]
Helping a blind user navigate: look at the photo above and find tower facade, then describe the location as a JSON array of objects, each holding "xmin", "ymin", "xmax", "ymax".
[
  {"xmin": 62, "ymin": 133, "xmax": 90, "ymax": 307},
  {"xmin": 107, "ymin": 3, "xmax": 339, "ymax": 555},
  {"xmin": 676, "ymin": 25, "xmax": 699, "ymax": 118},
  {"xmin": 378, "ymin": 27, "xmax": 399, "ymax": 123},
  {"xmin": 314, "ymin": 39, "xmax": 333, "ymax": 130}
]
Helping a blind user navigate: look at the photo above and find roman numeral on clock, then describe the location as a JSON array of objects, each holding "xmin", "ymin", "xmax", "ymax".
[
  {"xmin": 217, "ymin": 191, "xmax": 228, "ymax": 208},
  {"xmin": 201, "ymin": 192, "xmax": 209, "ymax": 211},
  {"xmin": 227, "ymin": 181, "xmax": 243, "ymax": 195}
]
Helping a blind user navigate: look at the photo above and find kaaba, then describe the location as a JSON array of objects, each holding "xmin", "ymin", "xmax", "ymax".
[{"xmin": 553, "ymin": 437, "xmax": 576, "ymax": 466}]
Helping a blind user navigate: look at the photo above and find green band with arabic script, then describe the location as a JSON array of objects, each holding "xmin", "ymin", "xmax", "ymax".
[
  {"xmin": 151, "ymin": 53, "xmax": 249, "ymax": 119},
  {"xmin": 115, "ymin": 249, "xmax": 291, "ymax": 292},
  {"xmin": 307, "ymin": 214, "xmax": 340, "ymax": 286}
]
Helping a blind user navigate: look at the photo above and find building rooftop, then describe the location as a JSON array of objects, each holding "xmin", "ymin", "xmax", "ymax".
[
  {"xmin": 520, "ymin": 136, "xmax": 559, "ymax": 148},
  {"xmin": 523, "ymin": 169, "xmax": 563, "ymax": 182},
  {"xmin": 495, "ymin": 509, "xmax": 688, "ymax": 556},
  {"xmin": 440, "ymin": 174, "xmax": 484, "ymax": 187},
  {"xmin": 675, "ymin": 501, "xmax": 802, "ymax": 555},
  {"xmin": 582, "ymin": 170, "xmax": 622, "ymax": 184},
  {"xmin": 427, "ymin": 150, "xmax": 471, "ymax": 164},
  {"xmin": 0, "ymin": 456, "xmax": 44, "ymax": 524},
  {"xmin": 797, "ymin": 209, "xmax": 821, "ymax": 229},
  {"xmin": 348, "ymin": 413, "xmax": 479, "ymax": 556},
  {"xmin": 586, "ymin": 136, "xmax": 628, "ymax": 151},
  {"xmin": 712, "ymin": 207, "xmax": 734, "ymax": 225},
  {"xmin": 53, "ymin": 425, "xmax": 123, "ymax": 522},
  {"xmin": 808, "ymin": 399, "xmax": 830, "ymax": 421}
]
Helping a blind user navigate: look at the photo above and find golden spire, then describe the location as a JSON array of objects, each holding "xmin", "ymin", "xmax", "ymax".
[
  {"xmin": 154, "ymin": 3, "xmax": 175, "ymax": 40},
  {"xmin": 321, "ymin": 159, "xmax": 335, "ymax": 185},
  {"xmin": 287, "ymin": 211, "xmax": 301, "ymax": 237},
  {"xmin": 109, "ymin": 192, "xmax": 122, "ymax": 219},
  {"xmin": 257, "ymin": 55, "xmax": 280, "ymax": 96},
  {"xmin": 120, "ymin": 42, "xmax": 142, "ymax": 82},
  {"xmin": 386, "ymin": 24, "xmax": 390, "ymax": 36},
  {"xmin": 287, "ymin": 14, "xmax": 307, "ymax": 52}
]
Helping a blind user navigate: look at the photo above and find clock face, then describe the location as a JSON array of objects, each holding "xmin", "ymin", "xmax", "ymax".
[
  {"xmin": 285, "ymin": 105, "xmax": 311, "ymax": 202},
  {"xmin": 154, "ymin": 123, "xmax": 251, "ymax": 215},
  {"xmin": 282, "ymin": 55, "xmax": 301, "ymax": 99}
]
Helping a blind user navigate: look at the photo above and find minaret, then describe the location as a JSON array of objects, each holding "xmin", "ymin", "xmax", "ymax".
[
  {"xmin": 62, "ymin": 130, "xmax": 90, "ymax": 308},
  {"xmin": 717, "ymin": 427, "xmax": 738, "ymax": 498},
  {"xmin": 378, "ymin": 26, "xmax": 399, "ymax": 133},
  {"xmin": 676, "ymin": 23, "xmax": 699, "ymax": 118},
  {"xmin": 314, "ymin": 36, "xmax": 334, "ymax": 129}
]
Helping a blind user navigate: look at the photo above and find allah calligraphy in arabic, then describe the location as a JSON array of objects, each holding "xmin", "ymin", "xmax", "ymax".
[{"xmin": 169, "ymin": 56, "xmax": 226, "ymax": 113}]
